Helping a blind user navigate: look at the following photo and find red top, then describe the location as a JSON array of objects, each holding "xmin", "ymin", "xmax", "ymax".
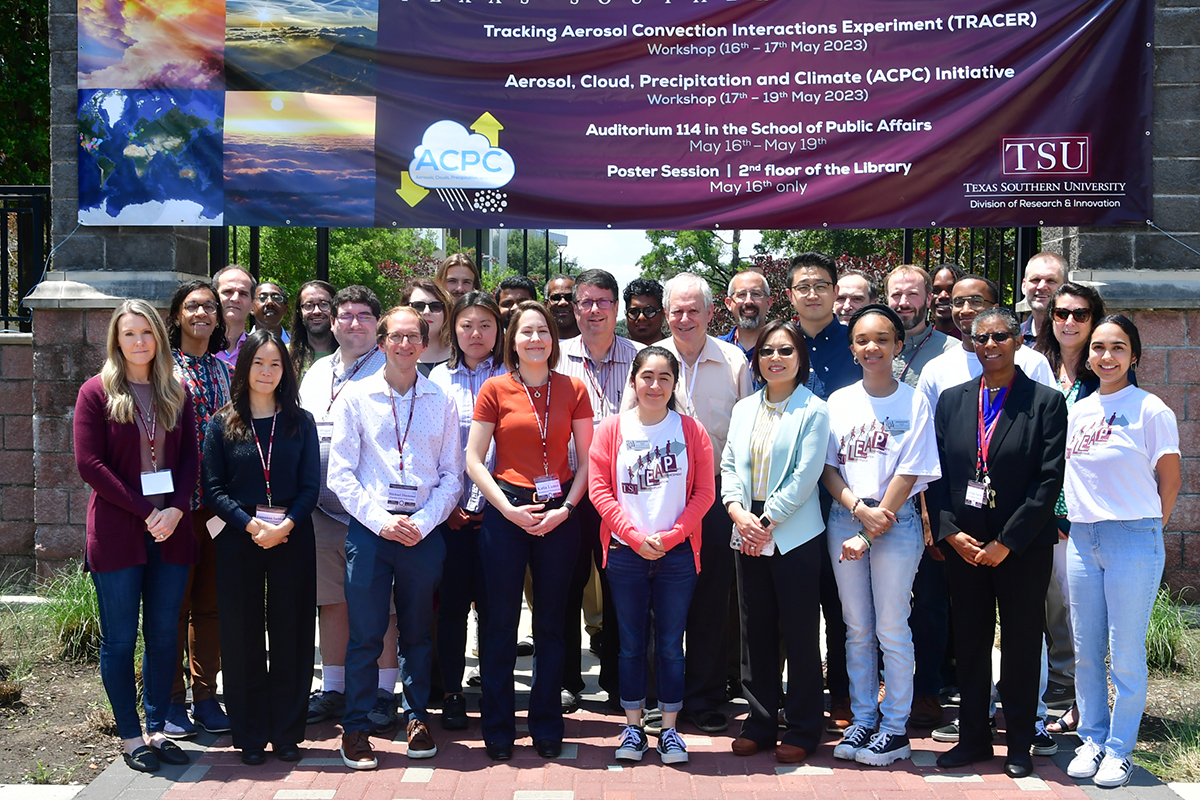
[
  {"xmin": 74, "ymin": 375, "xmax": 200, "ymax": 573},
  {"xmin": 473, "ymin": 371, "xmax": 591, "ymax": 489}
]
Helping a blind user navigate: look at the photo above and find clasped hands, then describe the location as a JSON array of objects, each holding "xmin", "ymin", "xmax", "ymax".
[
  {"xmin": 504, "ymin": 502, "xmax": 569, "ymax": 537},
  {"xmin": 946, "ymin": 532, "xmax": 1010, "ymax": 567},
  {"xmin": 729, "ymin": 504, "xmax": 774, "ymax": 557},
  {"xmin": 246, "ymin": 515, "xmax": 293, "ymax": 549},
  {"xmin": 144, "ymin": 507, "xmax": 183, "ymax": 543}
]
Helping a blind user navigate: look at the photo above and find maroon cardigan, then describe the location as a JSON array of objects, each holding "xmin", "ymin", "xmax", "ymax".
[{"xmin": 74, "ymin": 375, "xmax": 200, "ymax": 573}]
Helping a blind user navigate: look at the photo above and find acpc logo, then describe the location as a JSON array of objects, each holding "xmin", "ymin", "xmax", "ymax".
[{"xmin": 1000, "ymin": 135, "xmax": 1090, "ymax": 176}]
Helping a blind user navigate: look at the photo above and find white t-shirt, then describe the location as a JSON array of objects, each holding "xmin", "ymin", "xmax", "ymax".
[
  {"xmin": 825, "ymin": 381, "xmax": 941, "ymax": 501},
  {"xmin": 615, "ymin": 410, "xmax": 690, "ymax": 538},
  {"xmin": 1064, "ymin": 384, "xmax": 1179, "ymax": 524},
  {"xmin": 917, "ymin": 343, "xmax": 1055, "ymax": 413}
]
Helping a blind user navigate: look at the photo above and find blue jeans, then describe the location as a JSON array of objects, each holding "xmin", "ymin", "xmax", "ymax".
[
  {"xmin": 828, "ymin": 500, "xmax": 924, "ymax": 735},
  {"xmin": 605, "ymin": 542, "xmax": 697, "ymax": 713},
  {"xmin": 343, "ymin": 520, "xmax": 445, "ymax": 732},
  {"xmin": 91, "ymin": 534, "xmax": 191, "ymax": 739},
  {"xmin": 1068, "ymin": 518, "xmax": 1164, "ymax": 759}
]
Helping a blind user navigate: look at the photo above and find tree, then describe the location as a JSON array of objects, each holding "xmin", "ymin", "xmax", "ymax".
[
  {"xmin": 0, "ymin": 0, "xmax": 50, "ymax": 184},
  {"xmin": 505, "ymin": 231, "xmax": 579, "ymax": 288},
  {"xmin": 636, "ymin": 230, "xmax": 745, "ymax": 299}
]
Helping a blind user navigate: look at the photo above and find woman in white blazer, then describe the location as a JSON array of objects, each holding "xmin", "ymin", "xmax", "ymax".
[{"xmin": 720, "ymin": 319, "xmax": 830, "ymax": 764}]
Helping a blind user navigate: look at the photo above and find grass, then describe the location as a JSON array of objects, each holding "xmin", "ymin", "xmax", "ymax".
[
  {"xmin": 1136, "ymin": 706, "xmax": 1200, "ymax": 782},
  {"xmin": 34, "ymin": 564, "xmax": 102, "ymax": 662},
  {"xmin": 1147, "ymin": 586, "xmax": 1189, "ymax": 673}
]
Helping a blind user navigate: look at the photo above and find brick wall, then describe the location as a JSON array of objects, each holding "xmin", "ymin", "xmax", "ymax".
[{"xmin": 0, "ymin": 333, "xmax": 34, "ymax": 583}]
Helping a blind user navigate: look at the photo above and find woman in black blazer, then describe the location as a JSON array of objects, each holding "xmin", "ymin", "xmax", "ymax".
[{"xmin": 927, "ymin": 308, "xmax": 1067, "ymax": 779}]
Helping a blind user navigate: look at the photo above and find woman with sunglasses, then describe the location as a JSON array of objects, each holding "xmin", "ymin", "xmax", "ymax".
[
  {"xmin": 403, "ymin": 278, "xmax": 454, "ymax": 376},
  {"xmin": 1062, "ymin": 315, "xmax": 1179, "ymax": 788},
  {"xmin": 721, "ymin": 319, "xmax": 830, "ymax": 763},
  {"xmin": 822, "ymin": 305, "xmax": 940, "ymax": 766},
  {"xmin": 927, "ymin": 307, "xmax": 1067, "ymax": 779}
]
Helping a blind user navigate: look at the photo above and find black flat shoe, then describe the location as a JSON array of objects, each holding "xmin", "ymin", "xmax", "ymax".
[
  {"xmin": 274, "ymin": 743, "xmax": 301, "ymax": 762},
  {"xmin": 485, "ymin": 741, "xmax": 513, "ymax": 761},
  {"xmin": 152, "ymin": 739, "xmax": 190, "ymax": 765},
  {"xmin": 241, "ymin": 748, "xmax": 268, "ymax": 766},
  {"xmin": 1004, "ymin": 754, "xmax": 1034, "ymax": 778},
  {"xmin": 936, "ymin": 744, "xmax": 994, "ymax": 769},
  {"xmin": 123, "ymin": 745, "xmax": 160, "ymax": 773},
  {"xmin": 536, "ymin": 739, "xmax": 562, "ymax": 758}
]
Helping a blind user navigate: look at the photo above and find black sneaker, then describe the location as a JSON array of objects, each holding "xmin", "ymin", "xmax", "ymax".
[
  {"xmin": 833, "ymin": 723, "xmax": 873, "ymax": 761},
  {"xmin": 931, "ymin": 716, "xmax": 997, "ymax": 743},
  {"xmin": 1042, "ymin": 682, "xmax": 1075, "ymax": 710},
  {"xmin": 307, "ymin": 690, "xmax": 346, "ymax": 724},
  {"xmin": 441, "ymin": 692, "xmax": 468, "ymax": 730},
  {"xmin": 615, "ymin": 725, "xmax": 649, "ymax": 761},
  {"xmin": 855, "ymin": 732, "xmax": 911, "ymax": 766},
  {"xmin": 1032, "ymin": 717, "xmax": 1059, "ymax": 756}
]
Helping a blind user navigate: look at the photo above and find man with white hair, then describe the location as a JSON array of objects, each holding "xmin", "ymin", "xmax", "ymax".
[{"xmin": 1020, "ymin": 253, "xmax": 1067, "ymax": 344}]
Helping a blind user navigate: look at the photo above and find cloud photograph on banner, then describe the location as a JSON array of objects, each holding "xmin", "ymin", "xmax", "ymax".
[
  {"xmin": 223, "ymin": 91, "xmax": 376, "ymax": 226},
  {"xmin": 78, "ymin": 0, "xmax": 225, "ymax": 90},
  {"xmin": 224, "ymin": 0, "xmax": 378, "ymax": 94},
  {"xmin": 78, "ymin": 89, "xmax": 225, "ymax": 225}
]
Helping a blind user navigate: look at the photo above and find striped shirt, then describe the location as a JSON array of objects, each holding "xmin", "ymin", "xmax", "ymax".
[
  {"xmin": 429, "ymin": 356, "xmax": 507, "ymax": 512},
  {"xmin": 558, "ymin": 334, "xmax": 643, "ymax": 470},
  {"xmin": 749, "ymin": 396, "xmax": 787, "ymax": 501}
]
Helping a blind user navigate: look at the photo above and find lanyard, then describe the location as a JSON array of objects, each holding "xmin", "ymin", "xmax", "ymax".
[
  {"xmin": 390, "ymin": 384, "xmax": 417, "ymax": 475},
  {"xmin": 132, "ymin": 393, "xmax": 159, "ymax": 471},
  {"xmin": 252, "ymin": 411, "xmax": 278, "ymax": 505},
  {"xmin": 517, "ymin": 372, "xmax": 552, "ymax": 476},
  {"xmin": 897, "ymin": 327, "xmax": 933, "ymax": 384},
  {"xmin": 680, "ymin": 357, "xmax": 701, "ymax": 416},
  {"xmin": 581, "ymin": 353, "xmax": 611, "ymax": 418},
  {"xmin": 976, "ymin": 380, "xmax": 1011, "ymax": 476},
  {"xmin": 328, "ymin": 347, "xmax": 377, "ymax": 414}
]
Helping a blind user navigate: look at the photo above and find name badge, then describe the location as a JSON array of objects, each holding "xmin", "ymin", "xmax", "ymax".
[
  {"xmin": 205, "ymin": 515, "xmax": 225, "ymax": 539},
  {"xmin": 625, "ymin": 439, "xmax": 650, "ymax": 451},
  {"xmin": 534, "ymin": 475, "xmax": 563, "ymax": 501},
  {"xmin": 255, "ymin": 505, "xmax": 288, "ymax": 525},
  {"xmin": 140, "ymin": 469, "xmax": 174, "ymax": 497},
  {"xmin": 388, "ymin": 483, "xmax": 418, "ymax": 512},
  {"xmin": 965, "ymin": 480, "xmax": 987, "ymax": 508},
  {"xmin": 886, "ymin": 418, "xmax": 911, "ymax": 433},
  {"xmin": 317, "ymin": 421, "xmax": 334, "ymax": 442}
]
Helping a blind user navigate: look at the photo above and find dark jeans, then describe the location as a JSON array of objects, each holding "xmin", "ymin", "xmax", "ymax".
[
  {"xmin": 910, "ymin": 548, "xmax": 950, "ymax": 697},
  {"xmin": 214, "ymin": 519, "xmax": 316, "ymax": 750},
  {"xmin": 606, "ymin": 543, "xmax": 697, "ymax": 712},
  {"xmin": 682, "ymin": 481, "xmax": 737, "ymax": 716},
  {"xmin": 563, "ymin": 497, "xmax": 619, "ymax": 697},
  {"xmin": 343, "ymin": 520, "xmax": 445, "ymax": 732},
  {"xmin": 436, "ymin": 518, "xmax": 486, "ymax": 695},
  {"xmin": 479, "ymin": 503, "xmax": 580, "ymax": 745},
  {"xmin": 91, "ymin": 533, "xmax": 191, "ymax": 740},
  {"xmin": 737, "ymin": 535, "xmax": 824, "ymax": 752}
]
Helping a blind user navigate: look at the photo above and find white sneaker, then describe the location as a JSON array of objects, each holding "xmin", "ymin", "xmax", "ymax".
[
  {"xmin": 1094, "ymin": 753, "xmax": 1132, "ymax": 787},
  {"xmin": 1067, "ymin": 738, "xmax": 1104, "ymax": 779},
  {"xmin": 833, "ymin": 724, "xmax": 872, "ymax": 761}
]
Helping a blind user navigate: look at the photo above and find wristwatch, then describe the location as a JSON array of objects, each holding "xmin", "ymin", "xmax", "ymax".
[{"xmin": 564, "ymin": 501, "xmax": 576, "ymax": 517}]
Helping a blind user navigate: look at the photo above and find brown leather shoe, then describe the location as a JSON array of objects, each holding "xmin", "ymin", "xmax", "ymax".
[
  {"xmin": 406, "ymin": 718, "xmax": 438, "ymax": 759},
  {"xmin": 340, "ymin": 730, "xmax": 377, "ymax": 770},
  {"xmin": 776, "ymin": 744, "xmax": 809, "ymax": 764},
  {"xmin": 731, "ymin": 737, "xmax": 760, "ymax": 756},
  {"xmin": 827, "ymin": 697, "xmax": 852, "ymax": 732},
  {"xmin": 909, "ymin": 694, "xmax": 944, "ymax": 728}
]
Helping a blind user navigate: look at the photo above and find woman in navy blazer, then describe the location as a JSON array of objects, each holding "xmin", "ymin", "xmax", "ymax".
[
  {"xmin": 75, "ymin": 299, "xmax": 199, "ymax": 774},
  {"xmin": 720, "ymin": 319, "xmax": 831, "ymax": 764}
]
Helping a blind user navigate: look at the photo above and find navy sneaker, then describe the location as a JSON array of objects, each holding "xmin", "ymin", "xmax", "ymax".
[{"xmin": 191, "ymin": 697, "xmax": 231, "ymax": 734}]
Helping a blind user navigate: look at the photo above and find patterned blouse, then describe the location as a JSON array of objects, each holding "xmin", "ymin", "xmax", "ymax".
[
  {"xmin": 1054, "ymin": 378, "xmax": 1082, "ymax": 517},
  {"xmin": 173, "ymin": 350, "xmax": 232, "ymax": 510}
]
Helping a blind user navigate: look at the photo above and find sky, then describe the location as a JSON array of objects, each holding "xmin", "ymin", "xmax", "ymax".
[{"xmin": 224, "ymin": 92, "xmax": 377, "ymax": 137}]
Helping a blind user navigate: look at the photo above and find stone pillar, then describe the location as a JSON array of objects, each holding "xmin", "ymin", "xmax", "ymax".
[{"xmin": 0, "ymin": 333, "xmax": 35, "ymax": 581}]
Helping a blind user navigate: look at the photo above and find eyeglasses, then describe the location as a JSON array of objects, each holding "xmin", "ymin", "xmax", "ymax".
[
  {"xmin": 1053, "ymin": 307, "xmax": 1092, "ymax": 323},
  {"xmin": 336, "ymin": 312, "xmax": 377, "ymax": 326},
  {"xmin": 971, "ymin": 331, "xmax": 1014, "ymax": 345},
  {"xmin": 575, "ymin": 298, "xmax": 613, "ymax": 312},
  {"xmin": 627, "ymin": 306, "xmax": 661, "ymax": 319},
  {"xmin": 790, "ymin": 281, "xmax": 832, "ymax": 296},
  {"xmin": 731, "ymin": 290, "xmax": 768, "ymax": 301},
  {"xmin": 951, "ymin": 295, "xmax": 992, "ymax": 309},
  {"xmin": 386, "ymin": 332, "xmax": 424, "ymax": 345},
  {"xmin": 548, "ymin": 293, "xmax": 574, "ymax": 303},
  {"xmin": 256, "ymin": 292, "xmax": 286, "ymax": 304},
  {"xmin": 758, "ymin": 345, "xmax": 796, "ymax": 358},
  {"xmin": 182, "ymin": 302, "xmax": 218, "ymax": 314},
  {"xmin": 301, "ymin": 301, "xmax": 331, "ymax": 313},
  {"xmin": 409, "ymin": 301, "xmax": 445, "ymax": 314}
]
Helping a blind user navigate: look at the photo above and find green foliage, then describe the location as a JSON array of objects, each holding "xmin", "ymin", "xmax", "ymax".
[
  {"xmin": 505, "ymin": 231, "xmax": 578, "ymax": 287},
  {"xmin": 755, "ymin": 229, "xmax": 903, "ymax": 262},
  {"xmin": 0, "ymin": 0, "xmax": 49, "ymax": 184},
  {"xmin": 1135, "ymin": 705, "xmax": 1200, "ymax": 782},
  {"xmin": 34, "ymin": 564, "xmax": 102, "ymax": 663},
  {"xmin": 1147, "ymin": 586, "xmax": 1188, "ymax": 673},
  {"xmin": 638, "ymin": 230, "xmax": 734, "ymax": 288}
]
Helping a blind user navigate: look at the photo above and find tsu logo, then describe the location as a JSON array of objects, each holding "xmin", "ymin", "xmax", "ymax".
[{"xmin": 1001, "ymin": 135, "xmax": 1090, "ymax": 176}]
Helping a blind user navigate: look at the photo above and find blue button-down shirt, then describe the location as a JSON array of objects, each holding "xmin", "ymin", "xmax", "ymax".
[{"xmin": 802, "ymin": 317, "xmax": 858, "ymax": 402}]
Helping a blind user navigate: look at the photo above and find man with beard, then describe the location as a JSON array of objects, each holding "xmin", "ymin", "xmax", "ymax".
[
  {"xmin": 931, "ymin": 264, "xmax": 965, "ymax": 340},
  {"xmin": 290, "ymin": 280, "xmax": 337, "ymax": 378},
  {"xmin": 718, "ymin": 271, "xmax": 771, "ymax": 366},
  {"xmin": 546, "ymin": 274, "xmax": 580, "ymax": 340},
  {"xmin": 835, "ymin": 270, "xmax": 876, "ymax": 325},
  {"xmin": 886, "ymin": 266, "xmax": 959, "ymax": 389},
  {"xmin": 1019, "ymin": 253, "xmax": 1067, "ymax": 344}
]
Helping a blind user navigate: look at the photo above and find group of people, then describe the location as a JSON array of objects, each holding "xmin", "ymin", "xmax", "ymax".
[{"xmin": 74, "ymin": 250, "xmax": 1179, "ymax": 787}]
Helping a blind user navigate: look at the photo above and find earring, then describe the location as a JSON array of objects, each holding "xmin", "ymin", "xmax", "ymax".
[
  {"xmin": 852, "ymin": 356, "xmax": 860, "ymax": 365},
  {"xmin": 1084, "ymin": 360, "xmax": 1091, "ymax": 371}
]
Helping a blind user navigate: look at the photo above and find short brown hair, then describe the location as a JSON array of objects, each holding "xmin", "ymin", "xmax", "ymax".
[
  {"xmin": 502, "ymin": 301, "xmax": 560, "ymax": 372},
  {"xmin": 377, "ymin": 305, "xmax": 430, "ymax": 347}
]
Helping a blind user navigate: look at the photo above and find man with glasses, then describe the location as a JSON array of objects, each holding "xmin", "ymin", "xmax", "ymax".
[
  {"xmin": 546, "ymin": 274, "xmax": 580, "ymax": 340},
  {"xmin": 719, "ymin": 271, "xmax": 772, "ymax": 364},
  {"xmin": 328, "ymin": 305, "xmax": 463, "ymax": 769},
  {"xmin": 556, "ymin": 269, "xmax": 641, "ymax": 714},
  {"xmin": 784, "ymin": 251, "xmax": 856, "ymax": 732},
  {"xmin": 214, "ymin": 264, "xmax": 256, "ymax": 366},
  {"xmin": 623, "ymin": 278, "xmax": 666, "ymax": 347},
  {"xmin": 252, "ymin": 281, "xmax": 292, "ymax": 343},
  {"xmin": 298, "ymin": 286, "xmax": 394, "ymax": 730},
  {"xmin": 291, "ymin": 280, "xmax": 337, "ymax": 378},
  {"xmin": 1019, "ymin": 253, "xmax": 1067, "ymax": 344}
]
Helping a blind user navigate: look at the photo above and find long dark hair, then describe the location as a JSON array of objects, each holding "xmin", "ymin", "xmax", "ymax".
[
  {"xmin": 1034, "ymin": 282, "xmax": 1105, "ymax": 382},
  {"xmin": 1092, "ymin": 314, "xmax": 1142, "ymax": 370},
  {"xmin": 628, "ymin": 345, "xmax": 680, "ymax": 412},
  {"xmin": 288, "ymin": 279, "xmax": 335, "ymax": 372},
  {"xmin": 752, "ymin": 318, "xmax": 810, "ymax": 388},
  {"xmin": 219, "ymin": 329, "xmax": 305, "ymax": 442},
  {"xmin": 447, "ymin": 291, "xmax": 504, "ymax": 369},
  {"xmin": 168, "ymin": 280, "xmax": 227, "ymax": 355}
]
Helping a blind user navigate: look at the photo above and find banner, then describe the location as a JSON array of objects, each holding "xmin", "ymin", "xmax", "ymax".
[{"xmin": 76, "ymin": 0, "xmax": 1153, "ymax": 229}]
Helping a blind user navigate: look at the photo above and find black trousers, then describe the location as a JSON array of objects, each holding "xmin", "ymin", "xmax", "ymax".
[
  {"xmin": 943, "ymin": 540, "xmax": 1053, "ymax": 756},
  {"xmin": 737, "ymin": 535, "xmax": 824, "ymax": 751},
  {"xmin": 819, "ymin": 491, "xmax": 849, "ymax": 698},
  {"xmin": 682, "ymin": 479, "xmax": 738, "ymax": 716},
  {"xmin": 563, "ymin": 497, "xmax": 619, "ymax": 697},
  {"xmin": 214, "ymin": 521, "xmax": 316, "ymax": 751}
]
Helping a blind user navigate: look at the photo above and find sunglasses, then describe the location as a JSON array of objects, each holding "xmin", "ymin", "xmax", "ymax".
[
  {"xmin": 410, "ymin": 301, "xmax": 445, "ymax": 314},
  {"xmin": 626, "ymin": 306, "xmax": 661, "ymax": 319},
  {"xmin": 1052, "ymin": 307, "xmax": 1092, "ymax": 323},
  {"xmin": 971, "ymin": 331, "xmax": 1014, "ymax": 345},
  {"xmin": 548, "ymin": 293, "xmax": 574, "ymax": 303},
  {"xmin": 758, "ymin": 345, "xmax": 796, "ymax": 358}
]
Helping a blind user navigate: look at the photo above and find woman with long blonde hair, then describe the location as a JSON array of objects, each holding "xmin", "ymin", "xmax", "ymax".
[{"xmin": 75, "ymin": 299, "xmax": 200, "ymax": 773}]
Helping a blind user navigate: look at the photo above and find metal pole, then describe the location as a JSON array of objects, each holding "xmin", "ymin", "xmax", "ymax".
[
  {"xmin": 316, "ymin": 228, "xmax": 330, "ymax": 282},
  {"xmin": 902, "ymin": 229, "xmax": 915, "ymax": 264},
  {"xmin": 209, "ymin": 227, "xmax": 227, "ymax": 277},
  {"xmin": 250, "ymin": 227, "xmax": 261, "ymax": 277},
  {"xmin": 544, "ymin": 230, "xmax": 550, "ymax": 282},
  {"xmin": 522, "ymin": 229, "xmax": 529, "ymax": 276}
]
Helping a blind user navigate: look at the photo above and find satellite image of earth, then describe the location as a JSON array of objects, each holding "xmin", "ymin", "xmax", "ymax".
[{"xmin": 78, "ymin": 89, "xmax": 225, "ymax": 225}]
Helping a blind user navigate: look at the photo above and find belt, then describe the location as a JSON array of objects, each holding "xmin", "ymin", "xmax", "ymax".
[{"xmin": 494, "ymin": 477, "xmax": 572, "ymax": 507}]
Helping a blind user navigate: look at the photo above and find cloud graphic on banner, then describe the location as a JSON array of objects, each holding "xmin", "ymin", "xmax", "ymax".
[{"xmin": 409, "ymin": 120, "xmax": 514, "ymax": 189}]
